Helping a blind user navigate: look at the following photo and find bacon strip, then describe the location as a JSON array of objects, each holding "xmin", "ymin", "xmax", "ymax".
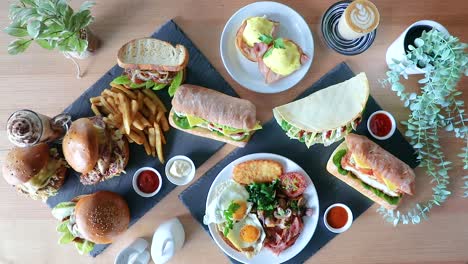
[{"xmin": 264, "ymin": 216, "xmax": 304, "ymax": 255}]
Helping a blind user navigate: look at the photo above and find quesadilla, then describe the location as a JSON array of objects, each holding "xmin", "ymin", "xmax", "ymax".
[{"xmin": 273, "ymin": 72, "xmax": 370, "ymax": 147}]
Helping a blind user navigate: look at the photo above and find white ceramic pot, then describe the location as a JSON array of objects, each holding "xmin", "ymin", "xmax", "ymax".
[
  {"xmin": 385, "ymin": 20, "xmax": 449, "ymax": 75},
  {"xmin": 151, "ymin": 218, "xmax": 185, "ymax": 264}
]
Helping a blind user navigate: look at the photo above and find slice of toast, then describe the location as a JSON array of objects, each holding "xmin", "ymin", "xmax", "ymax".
[
  {"xmin": 117, "ymin": 38, "xmax": 189, "ymax": 72},
  {"xmin": 232, "ymin": 160, "xmax": 283, "ymax": 185}
]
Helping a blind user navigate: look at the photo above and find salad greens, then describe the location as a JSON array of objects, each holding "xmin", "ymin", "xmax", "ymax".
[
  {"xmin": 52, "ymin": 201, "xmax": 95, "ymax": 255},
  {"xmin": 332, "ymin": 149, "xmax": 348, "ymax": 175},
  {"xmin": 223, "ymin": 201, "xmax": 241, "ymax": 236},
  {"xmin": 111, "ymin": 70, "xmax": 183, "ymax": 97},
  {"xmin": 246, "ymin": 179, "xmax": 280, "ymax": 212}
]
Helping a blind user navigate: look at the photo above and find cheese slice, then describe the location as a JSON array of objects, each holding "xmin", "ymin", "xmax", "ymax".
[
  {"xmin": 187, "ymin": 115, "xmax": 206, "ymax": 127},
  {"xmin": 352, "ymin": 154, "xmax": 371, "ymax": 169}
]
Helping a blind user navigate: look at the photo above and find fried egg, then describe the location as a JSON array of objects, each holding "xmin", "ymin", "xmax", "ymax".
[
  {"xmin": 226, "ymin": 214, "xmax": 266, "ymax": 258},
  {"xmin": 204, "ymin": 180, "xmax": 252, "ymax": 225}
]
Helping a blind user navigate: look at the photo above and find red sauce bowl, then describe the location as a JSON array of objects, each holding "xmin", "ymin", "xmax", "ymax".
[
  {"xmin": 132, "ymin": 167, "xmax": 162, "ymax": 198},
  {"xmin": 323, "ymin": 203, "xmax": 353, "ymax": 233},
  {"xmin": 367, "ymin": 110, "xmax": 396, "ymax": 140}
]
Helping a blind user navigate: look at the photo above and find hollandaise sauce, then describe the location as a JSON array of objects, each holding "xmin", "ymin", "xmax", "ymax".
[
  {"xmin": 263, "ymin": 41, "xmax": 301, "ymax": 76},
  {"xmin": 243, "ymin": 17, "xmax": 275, "ymax": 47}
]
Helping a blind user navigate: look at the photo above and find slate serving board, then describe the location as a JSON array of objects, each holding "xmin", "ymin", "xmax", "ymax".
[
  {"xmin": 46, "ymin": 20, "xmax": 238, "ymax": 257},
  {"xmin": 179, "ymin": 62, "xmax": 419, "ymax": 264}
]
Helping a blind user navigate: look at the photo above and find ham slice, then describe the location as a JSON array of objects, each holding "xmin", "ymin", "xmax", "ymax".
[
  {"xmin": 254, "ymin": 40, "xmax": 309, "ymax": 84},
  {"xmin": 235, "ymin": 19, "xmax": 279, "ymax": 62}
]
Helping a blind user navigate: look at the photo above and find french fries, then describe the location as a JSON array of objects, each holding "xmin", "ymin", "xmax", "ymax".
[{"xmin": 90, "ymin": 84, "xmax": 170, "ymax": 163}]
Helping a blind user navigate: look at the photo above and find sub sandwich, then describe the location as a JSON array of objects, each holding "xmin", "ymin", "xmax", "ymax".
[
  {"xmin": 113, "ymin": 38, "xmax": 188, "ymax": 96},
  {"xmin": 273, "ymin": 72, "xmax": 370, "ymax": 147},
  {"xmin": 326, "ymin": 133, "xmax": 416, "ymax": 209},
  {"xmin": 169, "ymin": 84, "xmax": 262, "ymax": 147}
]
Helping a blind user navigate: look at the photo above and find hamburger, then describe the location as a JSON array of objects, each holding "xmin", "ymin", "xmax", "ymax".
[
  {"xmin": 52, "ymin": 191, "xmax": 130, "ymax": 255},
  {"xmin": 2, "ymin": 143, "xmax": 68, "ymax": 201},
  {"xmin": 62, "ymin": 116, "xmax": 129, "ymax": 185}
]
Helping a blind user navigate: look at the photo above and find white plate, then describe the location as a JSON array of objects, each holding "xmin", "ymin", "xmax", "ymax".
[
  {"xmin": 220, "ymin": 1, "xmax": 314, "ymax": 94},
  {"xmin": 206, "ymin": 153, "xmax": 319, "ymax": 264}
]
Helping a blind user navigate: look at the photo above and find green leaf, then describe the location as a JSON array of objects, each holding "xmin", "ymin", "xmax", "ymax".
[
  {"xmin": 152, "ymin": 83, "xmax": 167, "ymax": 91},
  {"xmin": 79, "ymin": 1, "xmax": 96, "ymax": 12},
  {"xmin": 59, "ymin": 231, "xmax": 75, "ymax": 244},
  {"xmin": 27, "ymin": 20, "xmax": 42, "ymax": 38},
  {"xmin": 145, "ymin": 79, "xmax": 155, "ymax": 89},
  {"xmin": 7, "ymin": 39, "xmax": 33, "ymax": 55},
  {"xmin": 168, "ymin": 70, "xmax": 184, "ymax": 97},
  {"xmin": 51, "ymin": 202, "xmax": 75, "ymax": 220},
  {"xmin": 129, "ymin": 82, "xmax": 147, "ymax": 89},
  {"xmin": 75, "ymin": 38, "xmax": 87, "ymax": 53},
  {"xmin": 263, "ymin": 48, "xmax": 273, "ymax": 58},
  {"xmin": 4, "ymin": 22, "xmax": 28, "ymax": 37},
  {"xmin": 36, "ymin": 39, "xmax": 54, "ymax": 50},
  {"xmin": 258, "ymin": 34, "xmax": 273, "ymax": 45},
  {"xmin": 273, "ymin": 38, "xmax": 285, "ymax": 49},
  {"xmin": 75, "ymin": 240, "xmax": 95, "ymax": 255},
  {"xmin": 112, "ymin": 75, "xmax": 131, "ymax": 85},
  {"xmin": 56, "ymin": 220, "xmax": 70, "ymax": 232}
]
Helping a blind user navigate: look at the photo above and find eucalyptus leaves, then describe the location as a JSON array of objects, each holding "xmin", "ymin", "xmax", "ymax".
[
  {"xmin": 5, "ymin": 0, "xmax": 95, "ymax": 56},
  {"xmin": 380, "ymin": 29, "xmax": 467, "ymax": 225}
]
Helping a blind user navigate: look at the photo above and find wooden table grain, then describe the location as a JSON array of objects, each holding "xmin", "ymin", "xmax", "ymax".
[{"xmin": 0, "ymin": 1, "xmax": 467, "ymax": 263}]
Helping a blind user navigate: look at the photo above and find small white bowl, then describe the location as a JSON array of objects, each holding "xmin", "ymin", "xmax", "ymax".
[
  {"xmin": 132, "ymin": 167, "xmax": 162, "ymax": 198},
  {"xmin": 165, "ymin": 155, "xmax": 196, "ymax": 186},
  {"xmin": 323, "ymin": 203, "xmax": 353, "ymax": 233},
  {"xmin": 367, "ymin": 110, "xmax": 396, "ymax": 140}
]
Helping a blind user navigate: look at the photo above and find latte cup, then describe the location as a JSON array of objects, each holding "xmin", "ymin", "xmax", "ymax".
[
  {"xmin": 385, "ymin": 20, "xmax": 449, "ymax": 75},
  {"xmin": 337, "ymin": 0, "xmax": 380, "ymax": 40}
]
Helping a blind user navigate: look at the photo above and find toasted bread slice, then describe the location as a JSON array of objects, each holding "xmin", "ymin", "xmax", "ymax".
[
  {"xmin": 232, "ymin": 160, "xmax": 283, "ymax": 185},
  {"xmin": 117, "ymin": 38, "xmax": 189, "ymax": 72}
]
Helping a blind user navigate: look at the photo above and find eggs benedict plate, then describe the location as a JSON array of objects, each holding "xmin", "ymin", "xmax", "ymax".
[
  {"xmin": 220, "ymin": 2, "xmax": 314, "ymax": 93},
  {"xmin": 204, "ymin": 153, "xmax": 319, "ymax": 264}
]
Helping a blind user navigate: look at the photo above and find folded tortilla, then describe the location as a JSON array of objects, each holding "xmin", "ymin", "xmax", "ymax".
[{"xmin": 273, "ymin": 72, "xmax": 370, "ymax": 147}]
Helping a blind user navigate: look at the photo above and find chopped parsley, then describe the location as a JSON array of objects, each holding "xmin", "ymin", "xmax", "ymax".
[
  {"xmin": 223, "ymin": 201, "xmax": 240, "ymax": 236},
  {"xmin": 246, "ymin": 179, "xmax": 280, "ymax": 213}
]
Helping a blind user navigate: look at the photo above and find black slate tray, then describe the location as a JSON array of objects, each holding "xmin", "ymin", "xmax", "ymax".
[
  {"xmin": 46, "ymin": 20, "xmax": 238, "ymax": 257},
  {"xmin": 179, "ymin": 62, "xmax": 418, "ymax": 264}
]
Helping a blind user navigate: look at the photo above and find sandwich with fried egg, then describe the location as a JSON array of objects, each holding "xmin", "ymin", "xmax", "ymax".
[
  {"xmin": 236, "ymin": 16, "xmax": 279, "ymax": 61},
  {"xmin": 254, "ymin": 37, "xmax": 309, "ymax": 83},
  {"xmin": 273, "ymin": 72, "xmax": 370, "ymax": 147},
  {"xmin": 326, "ymin": 133, "xmax": 416, "ymax": 210},
  {"xmin": 169, "ymin": 84, "xmax": 262, "ymax": 147}
]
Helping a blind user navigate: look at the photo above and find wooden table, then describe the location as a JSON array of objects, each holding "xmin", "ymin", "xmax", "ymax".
[{"xmin": 0, "ymin": 1, "xmax": 467, "ymax": 263}]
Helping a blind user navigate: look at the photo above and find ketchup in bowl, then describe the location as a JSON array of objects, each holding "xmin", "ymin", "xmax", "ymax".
[
  {"xmin": 137, "ymin": 170, "xmax": 160, "ymax": 193},
  {"xmin": 326, "ymin": 206, "xmax": 348, "ymax": 229},
  {"xmin": 367, "ymin": 111, "xmax": 396, "ymax": 140},
  {"xmin": 132, "ymin": 167, "xmax": 162, "ymax": 197}
]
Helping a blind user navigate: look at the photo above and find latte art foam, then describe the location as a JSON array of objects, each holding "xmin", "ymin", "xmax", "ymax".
[{"xmin": 349, "ymin": 3, "xmax": 376, "ymax": 31}]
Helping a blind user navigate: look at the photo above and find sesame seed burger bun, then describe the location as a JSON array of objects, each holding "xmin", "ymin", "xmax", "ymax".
[{"xmin": 75, "ymin": 191, "xmax": 130, "ymax": 244}]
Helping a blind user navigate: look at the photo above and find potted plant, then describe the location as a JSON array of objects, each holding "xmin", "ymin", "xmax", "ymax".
[
  {"xmin": 4, "ymin": 0, "xmax": 99, "ymax": 78},
  {"xmin": 380, "ymin": 29, "xmax": 467, "ymax": 225}
]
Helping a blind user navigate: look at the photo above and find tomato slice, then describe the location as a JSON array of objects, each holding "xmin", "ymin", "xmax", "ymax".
[{"xmin": 279, "ymin": 172, "xmax": 307, "ymax": 198}]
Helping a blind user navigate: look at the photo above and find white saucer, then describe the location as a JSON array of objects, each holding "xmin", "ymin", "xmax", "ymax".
[{"xmin": 220, "ymin": 1, "xmax": 314, "ymax": 94}]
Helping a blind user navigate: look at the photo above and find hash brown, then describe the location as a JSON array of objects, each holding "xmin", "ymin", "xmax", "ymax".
[{"xmin": 232, "ymin": 159, "xmax": 283, "ymax": 185}]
